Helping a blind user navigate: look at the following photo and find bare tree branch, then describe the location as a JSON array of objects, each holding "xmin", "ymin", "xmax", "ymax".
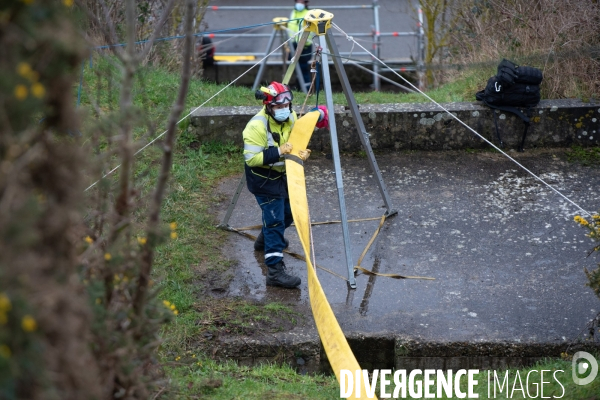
[
  {"xmin": 96, "ymin": 0, "xmax": 124, "ymax": 61},
  {"xmin": 134, "ymin": 0, "xmax": 196, "ymax": 315},
  {"xmin": 112, "ymin": 0, "xmax": 137, "ymax": 228},
  {"xmin": 138, "ymin": 0, "xmax": 178, "ymax": 62}
]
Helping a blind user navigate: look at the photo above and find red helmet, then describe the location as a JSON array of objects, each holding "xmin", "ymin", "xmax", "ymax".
[{"xmin": 255, "ymin": 82, "xmax": 293, "ymax": 105}]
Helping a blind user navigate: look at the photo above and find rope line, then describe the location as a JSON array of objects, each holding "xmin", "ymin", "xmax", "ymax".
[
  {"xmin": 196, "ymin": 24, "xmax": 268, "ymax": 56},
  {"xmin": 352, "ymin": 214, "xmax": 435, "ymax": 280},
  {"xmin": 94, "ymin": 18, "xmax": 303, "ymax": 50},
  {"xmin": 320, "ymin": 51, "xmax": 416, "ymax": 93},
  {"xmin": 232, "ymin": 214, "xmax": 435, "ymax": 281},
  {"xmin": 84, "ymin": 29, "xmax": 304, "ymax": 192},
  {"xmin": 232, "ymin": 216, "xmax": 383, "ymax": 232},
  {"xmin": 331, "ymin": 22, "xmax": 594, "ymax": 218},
  {"xmin": 230, "ymin": 213, "xmax": 349, "ymax": 281},
  {"xmin": 319, "ymin": 45, "xmax": 600, "ymax": 73}
]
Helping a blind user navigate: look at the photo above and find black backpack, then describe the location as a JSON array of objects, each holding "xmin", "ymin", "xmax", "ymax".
[{"xmin": 476, "ymin": 59, "xmax": 543, "ymax": 151}]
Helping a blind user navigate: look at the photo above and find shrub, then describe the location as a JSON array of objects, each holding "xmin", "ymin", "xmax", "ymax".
[{"xmin": 448, "ymin": 0, "xmax": 600, "ymax": 100}]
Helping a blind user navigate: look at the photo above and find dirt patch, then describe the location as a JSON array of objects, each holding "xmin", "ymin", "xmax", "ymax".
[{"xmin": 190, "ymin": 257, "xmax": 311, "ymax": 356}]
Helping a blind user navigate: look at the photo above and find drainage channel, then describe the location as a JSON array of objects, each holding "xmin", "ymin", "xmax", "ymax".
[{"xmin": 215, "ymin": 332, "xmax": 600, "ymax": 375}]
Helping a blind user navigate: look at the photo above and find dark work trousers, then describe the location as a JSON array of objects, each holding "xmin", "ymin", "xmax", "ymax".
[
  {"xmin": 255, "ymin": 195, "xmax": 293, "ymax": 266},
  {"xmin": 291, "ymin": 42, "xmax": 313, "ymax": 90}
]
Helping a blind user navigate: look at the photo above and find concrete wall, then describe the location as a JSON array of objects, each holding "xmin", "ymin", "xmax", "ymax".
[
  {"xmin": 189, "ymin": 99, "xmax": 600, "ymax": 152},
  {"xmin": 214, "ymin": 331, "xmax": 600, "ymax": 375}
]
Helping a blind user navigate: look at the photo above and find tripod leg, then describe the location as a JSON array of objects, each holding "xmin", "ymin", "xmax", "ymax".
[
  {"xmin": 252, "ymin": 29, "xmax": 278, "ymax": 91},
  {"xmin": 217, "ymin": 174, "xmax": 246, "ymax": 230},
  {"xmin": 282, "ymin": 31, "xmax": 310, "ymax": 86},
  {"xmin": 280, "ymin": 31, "xmax": 288, "ymax": 77},
  {"xmin": 320, "ymin": 38, "xmax": 357, "ymax": 288},
  {"xmin": 325, "ymin": 30, "xmax": 397, "ymax": 217},
  {"xmin": 295, "ymin": 60, "xmax": 308, "ymax": 93}
]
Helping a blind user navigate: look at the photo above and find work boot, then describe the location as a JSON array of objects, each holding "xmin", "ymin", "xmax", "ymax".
[
  {"xmin": 266, "ymin": 261, "xmax": 301, "ymax": 288},
  {"xmin": 254, "ymin": 232, "xmax": 289, "ymax": 252}
]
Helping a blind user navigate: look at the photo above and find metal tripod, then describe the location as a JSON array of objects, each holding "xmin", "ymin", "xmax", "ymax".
[
  {"xmin": 219, "ymin": 10, "xmax": 397, "ymax": 288},
  {"xmin": 252, "ymin": 17, "xmax": 307, "ymax": 94}
]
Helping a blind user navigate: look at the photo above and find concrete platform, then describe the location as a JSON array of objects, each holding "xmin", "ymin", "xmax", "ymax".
[{"xmin": 216, "ymin": 149, "xmax": 600, "ymax": 370}]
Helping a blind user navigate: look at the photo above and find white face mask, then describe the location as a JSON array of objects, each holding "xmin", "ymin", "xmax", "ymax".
[
  {"xmin": 295, "ymin": 3, "xmax": 305, "ymax": 11},
  {"xmin": 274, "ymin": 107, "xmax": 291, "ymax": 122}
]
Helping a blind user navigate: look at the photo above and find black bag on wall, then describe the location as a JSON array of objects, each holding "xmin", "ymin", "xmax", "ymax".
[
  {"xmin": 475, "ymin": 59, "xmax": 544, "ymax": 152},
  {"xmin": 476, "ymin": 76, "xmax": 541, "ymax": 109}
]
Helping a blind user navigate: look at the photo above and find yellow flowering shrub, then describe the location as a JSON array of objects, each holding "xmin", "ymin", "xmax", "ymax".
[
  {"xmin": 14, "ymin": 85, "xmax": 28, "ymax": 100},
  {"xmin": 574, "ymin": 214, "xmax": 600, "ymax": 299},
  {"xmin": 21, "ymin": 315, "xmax": 37, "ymax": 332}
]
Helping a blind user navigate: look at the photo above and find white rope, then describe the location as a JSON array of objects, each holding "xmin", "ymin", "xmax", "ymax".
[
  {"xmin": 201, "ymin": 24, "xmax": 267, "ymax": 54},
  {"xmin": 84, "ymin": 29, "xmax": 305, "ymax": 192},
  {"xmin": 345, "ymin": 59, "xmax": 416, "ymax": 93},
  {"xmin": 343, "ymin": 34, "xmax": 355, "ymax": 64},
  {"xmin": 331, "ymin": 22, "xmax": 594, "ymax": 218}
]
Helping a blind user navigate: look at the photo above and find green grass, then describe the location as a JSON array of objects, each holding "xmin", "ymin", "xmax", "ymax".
[
  {"xmin": 567, "ymin": 145, "xmax": 600, "ymax": 166},
  {"xmin": 79, "ymin": 55, "xmax": 484, "ymax": 121},
  {"xmin": 162, "ymin": 359, "xmax": 339, "ymax": 399},
  {"xmin": 132, "ymin": 139, "xmax": 320, "ymax": 398}
]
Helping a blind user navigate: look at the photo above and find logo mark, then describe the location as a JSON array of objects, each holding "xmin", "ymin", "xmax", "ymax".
[{"xmin": 572, "ymin": 351, "xmax": 598, "ymax": 386}]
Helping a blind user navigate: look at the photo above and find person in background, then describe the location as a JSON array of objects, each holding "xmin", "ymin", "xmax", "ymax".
[
  {"xmin": 287, "ymin": 0, "xmax": 313, "ymax": 91},
  {"xmin": 196, "ymin": 35, "xmax": 215, "ymax": 68},
  {"xmin": 243, "ymin": 81, "xmax": 328, "ymax": 289}
]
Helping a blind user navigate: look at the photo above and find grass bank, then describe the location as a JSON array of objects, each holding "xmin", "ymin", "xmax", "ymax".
[
  {"xmin": 80, "ymin": 59, "xmax": 486, "ymax": 126},
  {"xmin": 143, "ymin": 140, "xmax": 339, "ymax": 398}
]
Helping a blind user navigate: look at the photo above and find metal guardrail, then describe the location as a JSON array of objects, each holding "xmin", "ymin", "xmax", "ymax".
[{"xmin": 206, "ymin": 1, "xmax": 424, "ymax": 91}]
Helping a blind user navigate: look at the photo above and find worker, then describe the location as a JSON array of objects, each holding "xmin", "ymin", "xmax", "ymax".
[
  {"xmin": 243, "ymin": 81, "xmax": 327, "ymax": 288},
  {"xmin": 288, "ymin": 0, "xmax": 313, "ymax": 91},
  {"xmin": 196, "ymin": 35, "xmax": 215, "ymax": 68}
]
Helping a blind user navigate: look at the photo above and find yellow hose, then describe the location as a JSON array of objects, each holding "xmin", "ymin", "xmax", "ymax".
[{"xmin": 285, "ymin": 110, "xmax": 373, "ymax": 400}]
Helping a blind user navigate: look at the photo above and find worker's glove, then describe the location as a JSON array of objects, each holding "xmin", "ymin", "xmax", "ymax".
[
  {"xmin": 279, "ymin": 142, "xmax": 293, "ymax": 155},
  {"xmin": 298, "ymin": 149, "xmax": 311, "ymax": 161},
  {"xmin": 311, "ymin": 105, "xmax": 329, "ymax": 129}
]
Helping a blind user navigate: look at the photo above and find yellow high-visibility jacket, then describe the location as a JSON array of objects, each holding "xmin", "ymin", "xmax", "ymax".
[
  {"xmin": 288, "ymin": 8, "xmax": 312, "ymax": 46},
  {"xmin": 243, "ymin": 106, "xmax": 297, "ymax": 198}
]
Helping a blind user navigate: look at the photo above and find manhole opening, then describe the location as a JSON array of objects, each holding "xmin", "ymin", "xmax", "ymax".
[{"xmin": 320, "ymin": 337, "xmax": 396, "ymax": 375}]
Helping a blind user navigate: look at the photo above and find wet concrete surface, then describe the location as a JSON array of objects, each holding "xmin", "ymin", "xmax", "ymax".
[{"xmin": 217, "ymin": 149, "xmax": 600, "ymax": 351}]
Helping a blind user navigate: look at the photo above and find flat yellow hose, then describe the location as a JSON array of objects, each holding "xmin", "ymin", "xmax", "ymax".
[{"xmin": 285, "ymin": 111, "xmax": 373, "ymax": 400}]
